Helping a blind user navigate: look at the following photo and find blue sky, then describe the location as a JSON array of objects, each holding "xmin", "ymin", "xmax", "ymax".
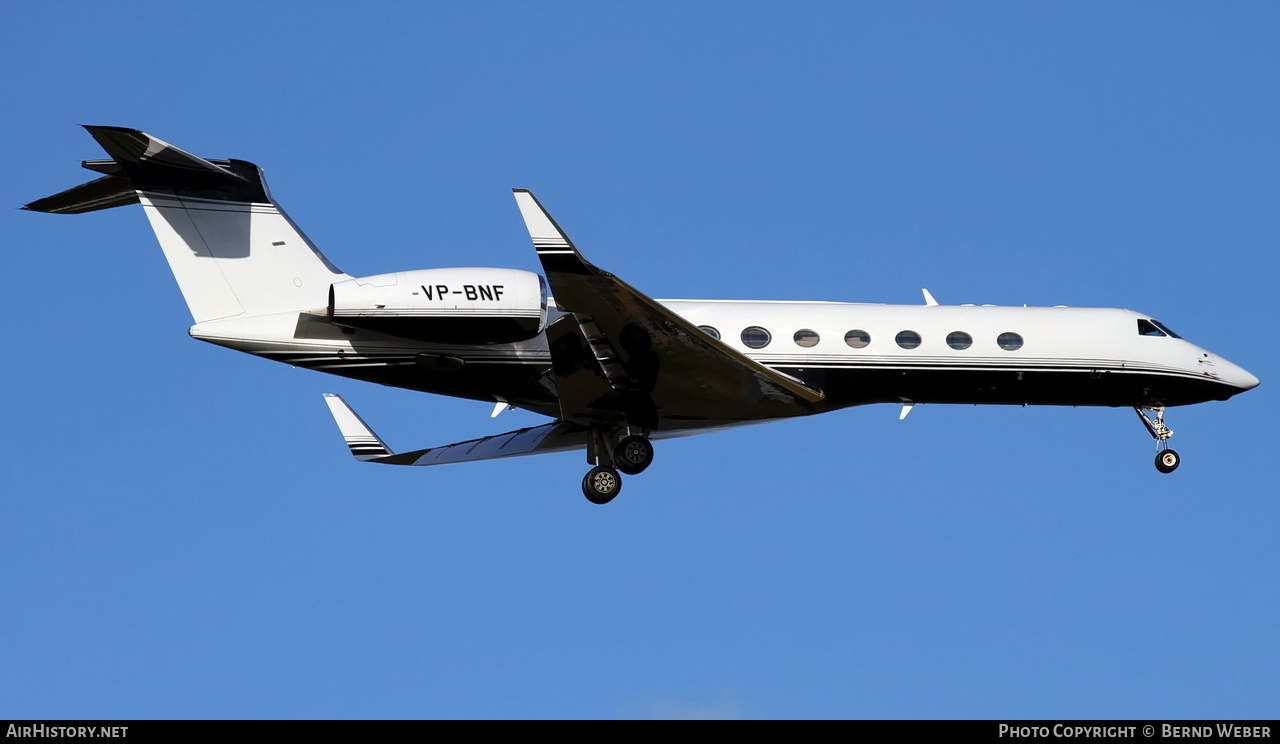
[{"xmin": 2, "ymin": 2, "xmax": 1276, "ymax": 719}]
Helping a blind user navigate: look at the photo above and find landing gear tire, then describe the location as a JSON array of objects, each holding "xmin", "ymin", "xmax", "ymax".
[
  {"xmin": 1137, "ymin": 407, "xmax": 1181, "ymax": 475},
  {"xmin": 614, "ymin": 435, "xmax": 655, "ymax": 475},
  {"xmin": 1155, "ymin": 449, "xmax": 1180, "ymax": 474},
  {"xmin": 583, "ymin": 466, "xmax": 622, "ymax": 504}
]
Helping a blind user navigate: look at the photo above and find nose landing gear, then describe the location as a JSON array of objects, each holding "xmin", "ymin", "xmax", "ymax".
[{"xmin": 1135, "ymin": 406, "xmax": 1179, "ymax": 473}]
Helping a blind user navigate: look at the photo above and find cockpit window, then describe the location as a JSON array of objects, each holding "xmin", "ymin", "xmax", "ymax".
[
  {"xmin": 1138, "ymin": 319, "xmax": 1183, "ymax": 339},
  {"xmin": 1151, "ymin": 319, "xmax": 1183, "ymax": 339},
  {"xmin": 1137, "ymin": 319, "xmax": 1165, "ymax": 337}
]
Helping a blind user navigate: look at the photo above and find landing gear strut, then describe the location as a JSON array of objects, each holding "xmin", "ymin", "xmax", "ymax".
[
  {"xmin": 1135, "ymin": 406, "xmax": 1179, "ymax": 474},
  {"xmin": 580, "ymin": 427, "xmax": 654, "ymax": 503}
]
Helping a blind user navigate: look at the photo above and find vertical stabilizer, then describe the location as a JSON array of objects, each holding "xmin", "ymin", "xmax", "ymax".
[{"xmin": 26, "ymin": 126, "xmax": 348, "ymax": 323}]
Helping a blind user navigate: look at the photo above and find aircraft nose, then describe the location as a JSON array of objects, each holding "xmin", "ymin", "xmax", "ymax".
[{"xmin": 1221, "ymin": 359, "xmax": 1260, "ymax": 392}]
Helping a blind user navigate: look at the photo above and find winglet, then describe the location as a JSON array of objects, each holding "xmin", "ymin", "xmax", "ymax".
[
  {"xmin": 323, "ymin": 393, "xmax": 394, "ymax": 461},
  {"xmin": 512, "ymin": 189, "xmax": 595, "ymax": 275},
  {"xmin": 922, "ymin": 289, "xmax": 939, "ymax": 306}
]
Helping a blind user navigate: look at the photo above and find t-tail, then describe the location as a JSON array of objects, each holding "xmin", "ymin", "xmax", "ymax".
[{"xmin": 24, "ymin": 126, "xmax": 348, "ymax": 323}]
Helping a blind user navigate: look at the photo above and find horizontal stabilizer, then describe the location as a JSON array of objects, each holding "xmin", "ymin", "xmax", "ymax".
[
  {"xmin": 23, "ymin": 173, "xmax": 139, "ymax": 214},
  {"xmin": 81, "ymin": 125, "xmax": 251, "ymax": 189},
  {"xmin": 23, "ymin": 125, "xmax": 268, "ymax": 213}
]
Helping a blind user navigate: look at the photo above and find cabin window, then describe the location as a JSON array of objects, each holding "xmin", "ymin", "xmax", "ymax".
[
  {"xmin": 1150, "ymin": 319, "xmax": 1183, "ymax": 339},
  {"xmin": 741, "ymin": 326, "xmax": 771, "ymax": 349},
  {"xmin": 895, "ymin": 330, "xmax": 922, "ymax": 349},
  {"xmin": 844, "ymin": 330, "xmax": 871, "ymax": 348},
  {"xmin": 947, "ymin": 331, "xmax": 973, "ymax": 350},
  {"xmin": 997, "ymin": 332, "xmax": 1024, "ymax": 351},
  {"xmin": 698, "ymin": 325, "xmax": 721, "ymax": 340},
  {"xmin": 1137, "ymin": 319, "xmax": 1165, "ymax": 337},
  {"xmin": 793, "ymin": 329, "xmax": 820, "ymax": 348}
]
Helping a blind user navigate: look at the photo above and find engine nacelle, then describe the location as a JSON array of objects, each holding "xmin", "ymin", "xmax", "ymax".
[{"xmin": 329, "ymin": 268, "xmax": 547, "ymax": 344}]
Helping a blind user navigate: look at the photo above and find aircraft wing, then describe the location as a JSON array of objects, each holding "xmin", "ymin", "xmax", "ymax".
[
  {"xmin": 512, "ymin": 189, "xmax": 825, "ymax": 428},
  {"xmin": 323, "ymin": 393, "xmax": 752, "ymax": 468},
  {"xmin": 323, "ymin": 393, "xmax": 589, "ymax": 466}
]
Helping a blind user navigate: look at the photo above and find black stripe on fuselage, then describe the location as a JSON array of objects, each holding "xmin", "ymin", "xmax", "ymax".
[
  {"xmin": 779, "ymin": 364, "xmax": 1240, "ymax": 407},
  {"xmin": 252, "ymin": 347, "xmax": 1242, "ymax": 413}
]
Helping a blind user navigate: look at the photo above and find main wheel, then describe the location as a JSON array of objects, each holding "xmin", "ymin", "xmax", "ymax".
[
  {"xmin": 582, "ymin": 466, "xmax": 622, "ymax": 504},
  {"xmin": 614, "ymin": 435, "xmax": 655, "ymax": 475},
  {"xmin": 1155, "ymin": 449, "xmax": 1180, "ymax": 474}
]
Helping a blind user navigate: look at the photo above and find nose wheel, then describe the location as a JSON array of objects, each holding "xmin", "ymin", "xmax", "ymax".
[
  {"xmin": 1135, "ymin": 406, "xmax": 1180, "ymax": 474},
  {"xmin": 1155, "ymin": 449, "xmax": 1180, "ymax": 474}
]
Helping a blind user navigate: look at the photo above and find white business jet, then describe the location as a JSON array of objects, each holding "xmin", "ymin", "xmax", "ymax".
[{"xmin": 26, "ymin": 127, "xmax": 1259, "ymax": 503}]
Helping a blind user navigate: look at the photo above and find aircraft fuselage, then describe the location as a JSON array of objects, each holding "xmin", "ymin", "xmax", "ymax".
[{"xmin": 189, "ymin": 298, "xmax": 1257, "ymax": 427}]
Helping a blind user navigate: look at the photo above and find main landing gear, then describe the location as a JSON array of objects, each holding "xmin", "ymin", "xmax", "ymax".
[
  {"xmin": 1135, "ymin": 406, "xmax": 1179, "ymax": 474},
  {"xmin": 583, "ymin": 466, "xmax": 622, "ymax": 504},
  {"xmin": 580, "ymin": 429, "xmax": 656, "ymax": 504},
  {"xmin": 614, "ymin": 435, "xmax": 655, "ymax": 475}
]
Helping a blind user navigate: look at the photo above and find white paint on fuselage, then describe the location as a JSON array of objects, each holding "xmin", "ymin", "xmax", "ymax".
[
  {"xmin": 188, "ymin": 298, "xmax": 1258, "ymax": 401},
  {"xmin": 659, "ymin": 300, "xmax": 1256, "ymax": 390}
]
